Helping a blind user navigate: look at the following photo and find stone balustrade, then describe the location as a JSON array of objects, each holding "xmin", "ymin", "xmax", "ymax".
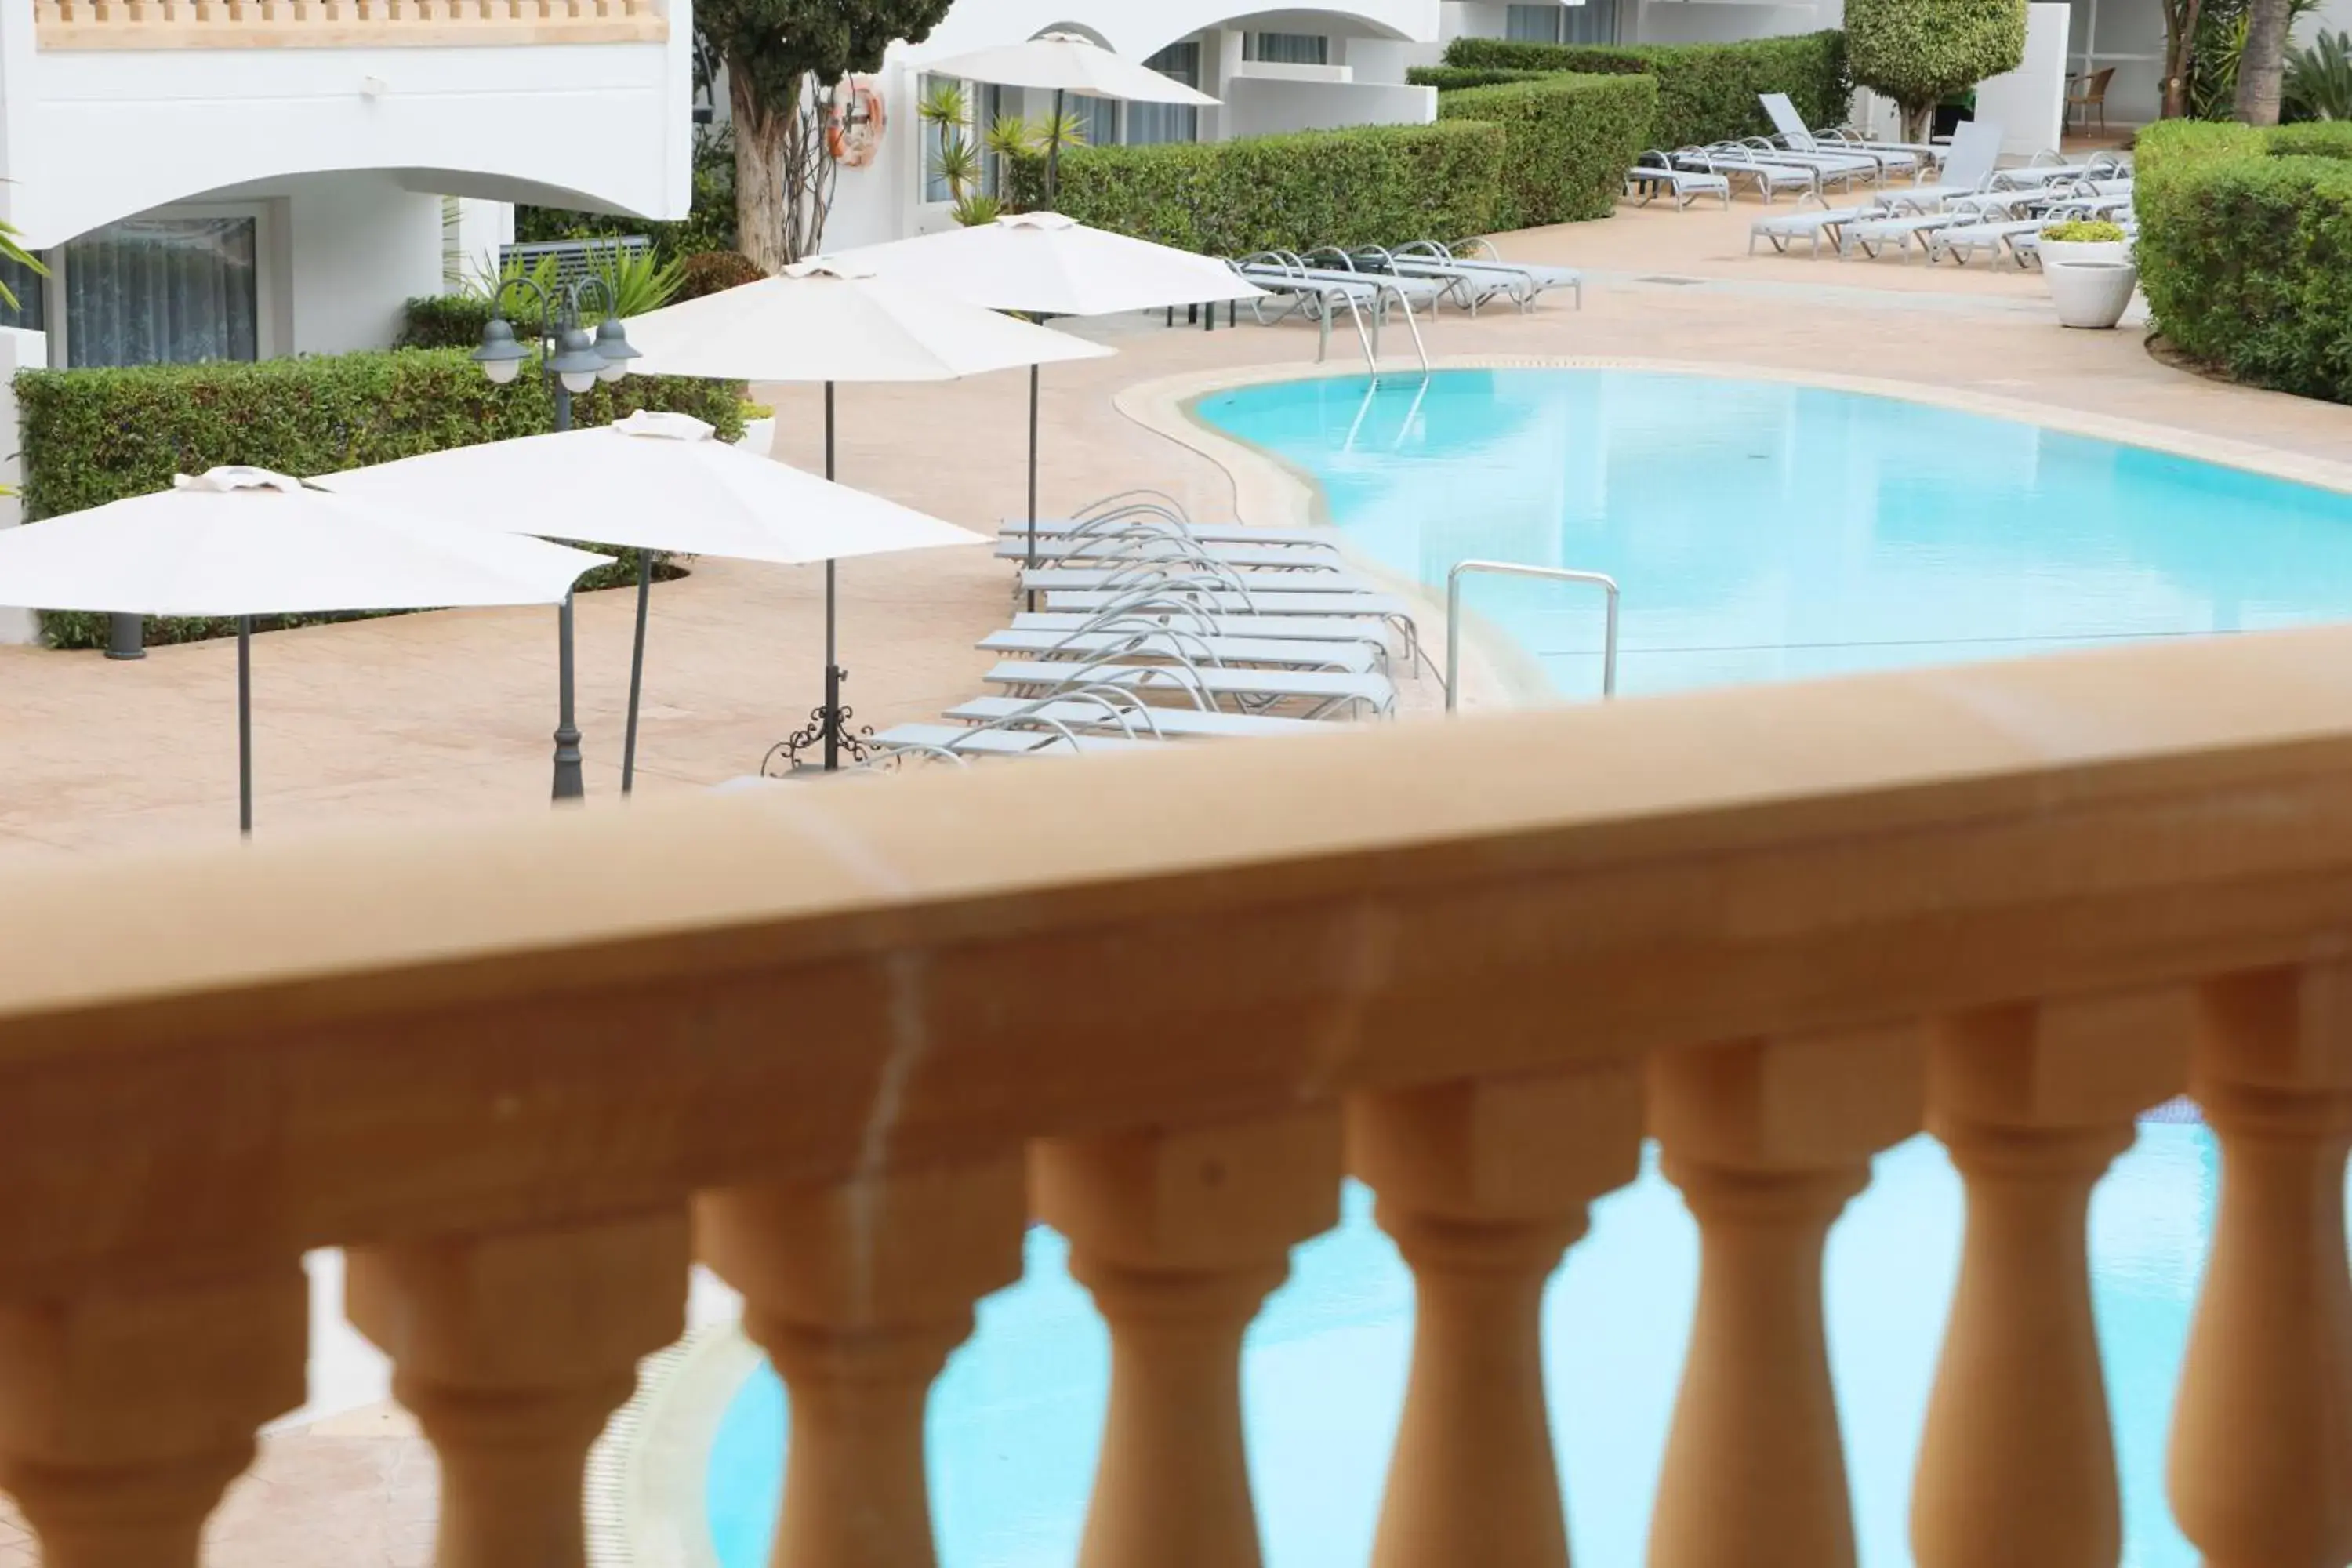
[
  {"xmin": 0, "ymin": 621, "xmax": 2350, "ymax": 1566},
  {"xmin": 31, "ymin": 0, "xmax": 666, "ymax": 50}
]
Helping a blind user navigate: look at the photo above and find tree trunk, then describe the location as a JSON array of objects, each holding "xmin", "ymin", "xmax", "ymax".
[
  {"xmin": 2162, "ymin": 0, "xmax": 2203, "ymax": 116},
  {"xmin": 1904, "ymin": 99, "xmax": 1935, "ymax": 146},
  {"xmin": 2235, "ymin": 0, "xmax": 2292, "ymax": 123},
  {"xmin": 731, "ymin": 70, "xmax": 791, "ymax": 274}
]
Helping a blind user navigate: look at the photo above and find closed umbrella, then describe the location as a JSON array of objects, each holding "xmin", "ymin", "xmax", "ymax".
[
  {"xmin": 620, "ymin": 259, "xmax": 1109, "ymax": 769},
  {"xmin": 920, "ymin": 31, "xmax": 1221, "ymax": 199},
  {"xmin": 321, "ymin": 411, "xmax": 986, "ymax": 789},
  {"xmin": 0, "ymin": 467, "xmax": 609, "ymax": 834},
  {"xmin": 832, "ymin": 213, "xmax": 1265, "ymax": 592}
]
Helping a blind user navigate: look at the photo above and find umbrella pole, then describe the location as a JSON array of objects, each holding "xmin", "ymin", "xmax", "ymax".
[
  {"xmin": 1026, "ymin": 364, "xmax": 1040, "ymax": 612},
  {"xmin": 1047, "ymin": 88, "xmax": 1065, "ymax": 207},
  {"xmin": 824, "ymin": 380, "xmax": 840, "ymax": 773},
  {"xmin": 622, "ymin": 547, "xmax": 651, "ymax": 796},
  {"xmin": 237, "ymin": 615, "xmax": 252, "ymax": 838},
  {"xmin": 552, "ymin": 593, "xmax": 584, "ymax": 801}
]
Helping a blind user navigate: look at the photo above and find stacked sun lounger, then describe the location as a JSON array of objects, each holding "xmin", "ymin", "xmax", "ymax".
[{"xmin": 866, "ymin": 492, "xmax": 1423, "ymax": 768}]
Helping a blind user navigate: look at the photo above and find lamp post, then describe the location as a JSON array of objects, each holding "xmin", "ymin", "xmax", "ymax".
[{"xmin": 472, "ymin": 272, "xmax": 638, "ymax": 803}]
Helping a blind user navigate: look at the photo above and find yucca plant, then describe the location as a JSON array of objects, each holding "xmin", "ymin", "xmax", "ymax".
[
  {"xmin": 920, "ymin": 80, "xmax": 985, "ymax": 213},
  {"xmin": 2286, "ymin": 27, "xmax": 2352, "ymax": 117},
  {"xmin": 0, "ymin": 218, "xmax": 45, "ymax": 313},
  {"xmin": 953, "ymin": 193, "xmax": 1006, "ymax": 227},
  {"xmin": 463, "ymin": 245, "xmax": 684, "ymax": 321}
]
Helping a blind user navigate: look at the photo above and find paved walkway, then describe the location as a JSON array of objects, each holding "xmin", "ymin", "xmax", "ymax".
[{"xmin": 2, "ymin": 190, "xmax": 2350, "ymax": 1563}]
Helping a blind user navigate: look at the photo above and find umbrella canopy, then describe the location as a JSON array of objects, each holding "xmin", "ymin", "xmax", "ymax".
[
  {"xmin": 318, "ymin": 411, "xmax": 985, "ymax": 566},
  {"xmin": 0, "ymin": 466, "xmax": 609, "ymax": 615},
  {"xmin": 833, "ymin": 211, "xmax": 1266, "ymax": 319},
  {"xmin": 921, "ymin": 31, "xmax": 1222, "ymax": 106},
  {"xmin": 619, "ymin": 259, "xmax": 1112, "ymax": 385}
]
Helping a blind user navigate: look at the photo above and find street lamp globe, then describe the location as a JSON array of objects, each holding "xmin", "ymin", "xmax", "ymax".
[
  {"xmin": 471, "ymin": 317, "xmax": 528, "ymax": 386},
  {"xmin": 549, "ymin": 325, "xmax": 604, "ymax": 395},
  {"xmin": 592, "ymin": 316, "xmax": 639, "ymax": 383}
]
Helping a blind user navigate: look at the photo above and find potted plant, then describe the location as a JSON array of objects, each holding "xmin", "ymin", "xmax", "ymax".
[
  {"xmin": 2040, "ymin": 220, "xmax": 2137, "ymax": 330},
  {"xmin": 735, "ymin": 401, "xmax": 776, "ymax": 456}
]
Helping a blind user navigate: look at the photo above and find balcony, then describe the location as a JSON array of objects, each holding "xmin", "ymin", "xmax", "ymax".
[
  {"xmin": 0, "ymin": 623, "xmax": 2345, "ymax": 1566},
  {"xmin": 29, "ymin": 0, "xmax": 666, "ymax": 51}
]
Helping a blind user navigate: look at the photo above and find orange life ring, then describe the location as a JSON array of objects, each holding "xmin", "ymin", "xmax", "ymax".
[{"xmin": 827, "ymin": 76, "xmax": 886, "ymax": 168}]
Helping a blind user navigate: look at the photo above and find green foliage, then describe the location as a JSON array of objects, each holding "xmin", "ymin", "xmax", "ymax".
[
  {"xmin": 2134, "ymin": 118, "xmax": 2352, "ymax": 403},
  {"xmin": 1843, "ymin": 0, "xmax": 2024, "ymax": 129},
  {"xmin": 695, "ymin": 0, "xmax": 949, "ymax": 134},
  {"xmin": 1008, "ymin": 121, "xmax": 1504, "ymax": 255},
  {"xmin": 515, "ymin": 125, "xmax": 738, "ymax": 267},
  {"xmin": 466, "ymin": 246, "xmax": 685, "ymax": 320},
  {"xmin": 15, "ymin": 351, "xmax": 744, "ymax": 648},
  {"xmin": 397, "ymin": 294, "xmax": 496, "ymax": 350},
  {"xmin": 676, "ymin": 249, "xmax": 767, "ymax": 300},
  {"xmin": 1436, "ymin": 74, "xmax": 1657, "ymax": 228},
  {"xmin": 2286, "ymin": 28, "xmax": 2352, "ymax": 118},
  {"xmin": 2040, "ymin": 218, "xmax": 2129, "ymax": 240},
  {"xmin": 0, "ymin": 219, "xmax": 45, "ymax": 312},
  {"xmin": 2190, "ymin": 0, "xmax": 2324, "ymax": 116},
  {"xmin": 1407, "ymin": 65, "xmax": 1550, "ymax": 91},
  {"xmin": 1439, "ymin": 31, "xmax": 1849, "ymax": 149}
]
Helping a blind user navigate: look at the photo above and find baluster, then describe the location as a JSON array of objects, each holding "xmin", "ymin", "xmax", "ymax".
[
  {"xmin": 1034, "ymin": 1105, "xmax": 1342, "ymax": 1568},
  {"xmin": 0, "ymin": 1267, "xmax": 307, "ymax": 1568},
  {"xmin": 1912, "ymin": 989, "xmax": 2190, "ymax": 1567},
  {"xmin": 2169, "ymin": 965, "xmax": 2352, "ymax": 1568},
  {"xmin": 697, "ymin": 1154, "xmax": 1026, "ymax": 1568},
  {"xmin": 346, "ymin": 1210, "xmax": 688, "ymax": 1568},
  {"xmin": 1646, "ymin": 1024, "xmax": 1922, "ymax": 1568},
  {"xmin": 1350, "ymin": 1061, "xmax": 1643, "ymax": 1568}
]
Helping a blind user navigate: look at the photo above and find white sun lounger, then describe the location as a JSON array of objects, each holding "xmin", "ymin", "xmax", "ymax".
[
  {"xmin": 1024, "ymin": 565, "xmax": 1378, "ymax": 594},
  {"xmin": 871, "ymin": 722, "xmax": 1158, "ymax": 762},
  {"xmin": 992, "ymin": 538, "xmax": 1343, "ymax": 569},
  {"xmin": 1628, "ymin": 151, "xmax": 1733, "ymax": 209},
  {"xmin": 1752, "ymin": 203, "xmax": 1889, "ymax": 256},
  {"xmin": 943, "ymin": 695, "xmax": 1334, "ymax": 739},
  {"xmin": 1927, "ymin": 218, "xmax": 2045, "ymax": 267},
  {"xmin": 1044, "ymin": 587, "xmax": 1414, "ymax": 618},
  {"xmin": 1366, "ymin": 241, "xmax": 1582, "ymax": 312},
  {"xmin": 978, "ymin": 627, "xmax": 1384, "ymax": 674},
  {"xmin": 1878, "ymin": 119, "xmax": 2006, "ymax": 214},
  {"xmin": 984, "ymin": 659, "xmax": 1396, "ymax": 720},
  {"xmin": 1729, "ymin": 136, "xmax": 1885, "ymax": 187},
  {"xmin": 1759, "ymin": 94, "xmax": 1928, "ymax": 177},
  {"xmin": 1001, "ymin": 519, "xmax": 1341, "ymax": 549},
  {"xmin": 1840, "ymin": 210, "xmax": 1963, "ymax": 260},
  {"xmin": 1677, "ymin": 146, "xmax": 1820, "ymax": 202},
  {"xmin": 1013, "ymin": 610, "xmax": 1396, "ymax": 646}
]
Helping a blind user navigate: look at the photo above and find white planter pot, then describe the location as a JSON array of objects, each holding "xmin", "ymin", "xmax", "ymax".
[
  {"xmin": 2045, "ymin": 259, "xmax": 2140, "ymax": 329},
  {"xmin": 735, "ymin": 416, "xmax": 777, "ymax": 456},
  {"xmin": 2038, "ymin": 238, "xmax": 2131, "ymax": 270}
]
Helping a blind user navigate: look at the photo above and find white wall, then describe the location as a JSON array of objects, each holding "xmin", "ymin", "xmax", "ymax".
[
  {"xmin": 1225, "ymin": 75, "xmax": 1440, "ymax": 132},
  {"xmin": 0, "ymin": 21, "xmax": 695, "ymax": 250},
  {"xmin": 1632, "ymin": 0, "xmax": 1832, "ymax": 40},
  {"xmin": 1973, "ymin": 2, "xmax": 2071, "ymax": 155},
  {"xmin": 0, "ymin": 327, "xmax": 39, "ymax": 644},
  {"xmin": 283, "ymin": 176, "xmax": 447, "ymax": 354}
]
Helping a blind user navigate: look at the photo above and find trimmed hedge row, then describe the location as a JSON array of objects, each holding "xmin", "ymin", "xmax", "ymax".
[
  {"xmin": 17, "ymin": 350, "xmax": 744, "ymax": 648},
  {"xmin": 397, "ymin": 294, "xmax": 496, "ymax": 350},
  {"xmin": 1438, "ymin": 74, "xmax": 1658, "ymax": 228},
  {"xmin": 1011, "ymin": 120, "xmax": 1507, "ymax": 255},
  {"xmin": 2135, "ymin": 118, "xmax": 2352, "ymax": 405},
  {"xmin": 1436, "ymin": 30, "xmax": 1849, "ymax": 151}
]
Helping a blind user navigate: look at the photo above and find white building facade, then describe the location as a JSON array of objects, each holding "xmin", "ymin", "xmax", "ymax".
[{"xmin": 0, "ymin": 0, "xmax": 695, "ymax": 368}]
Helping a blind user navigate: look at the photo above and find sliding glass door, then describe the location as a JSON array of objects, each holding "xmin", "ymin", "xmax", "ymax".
[{"xmin": 60, "ymin": 214, "xmax": 261, "ymax": 368}]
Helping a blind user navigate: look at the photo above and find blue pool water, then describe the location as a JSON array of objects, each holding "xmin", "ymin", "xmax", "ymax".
[
  {"xmin": 1191, "ymin": 370, "xmax": 2352, "ymax": 698},
  {"xmin": 709, "ymin": 1131, "xmax": 2233, "ymax": 1568}
]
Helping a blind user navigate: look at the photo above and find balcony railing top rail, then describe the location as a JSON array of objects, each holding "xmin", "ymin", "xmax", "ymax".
[
  {"xmin": 0, "ymin": 622, "xmax": 2345, "ymax": 1568},
  {"xmin": 31, "ymin": 0, "xmax": 667, "ymax": 50}
]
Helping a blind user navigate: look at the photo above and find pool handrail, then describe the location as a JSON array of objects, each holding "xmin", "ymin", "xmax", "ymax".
[{"xmin": 1446, "ymin": 559, "xmax": 1621, "ymax": 710}]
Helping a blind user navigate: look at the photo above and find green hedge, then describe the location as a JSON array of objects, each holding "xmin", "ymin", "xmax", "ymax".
[
  {"xmin": 1438, "ymin": 73, "xmax": 1657, "ymax": 228},
  {"xmin": 1407, "ymin": 65, "xmax": 1549, "ymax": 91},
  {"xmin": 16, "ymin": 350, "xmax": 744, "ymax": 648},
  {"xmin": 1011, "ymin": 120, "xmax": 1505, "ymax": 254},
  {"xmin": 397, "ymin": 294, "xmax": 496, "ymax": 350},
  {"xmin": 2136, "ymin": 118, "xmax": 2352, "ymax": 405},
  {"xmin": 1440, "ymin": 30, "xmax": 1849, "ymax": 151}
]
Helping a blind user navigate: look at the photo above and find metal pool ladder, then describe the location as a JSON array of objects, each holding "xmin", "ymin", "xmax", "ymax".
[{"xmin": 1445, "ymin": 561, "xmax": 1621, "ymax": 711}]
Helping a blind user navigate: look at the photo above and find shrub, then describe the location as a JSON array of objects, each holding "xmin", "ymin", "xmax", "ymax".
[
  {"xmin": 397, "ymin": 294, "xmax": 496, "ymax": 350},
  {"xmin": 1407, "ymin": 65, "xmax": 1550, "ymax": 91},
  {"xmin": 2040, "ymin": 219, "xmax": 2128, "ymax": 241},
  {"xmin": 2135, "ymin": 118, "xmax": 2352, "ymax": 404},
  {"xmin": 16, "ymin": 351, "xmax": 744, "ymax": 648},
  {"xmin": 1843, "ymin": 0, "xmax": 2024, "ymax": 143},
  {"xmin": 1011, "ymin": 121, "xmax": 1505, "ymax": 254},
  {"xmin": 677, "ymin": 249, "xmax": 768, "ymax": 300},
  {"xmin": 1441, "ymin": 31, "xmax": 1849, "ymax": 150},
  {"xmin": 2285, "ymin": 27, "xmax": 2352, "ymax": 122},
  {"xmin": 1437, "ymin": 74, "xmax": 1657, "ymax": 228}
]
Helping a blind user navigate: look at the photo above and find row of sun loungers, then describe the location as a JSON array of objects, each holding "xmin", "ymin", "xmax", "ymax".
[
  {"xmin": 1221, "ymin": 241, "xmax": 1578, "ymax": 361},
  {"xmin": 868, "ymin": 492, "xmax": 1422, "ymax": 765}
]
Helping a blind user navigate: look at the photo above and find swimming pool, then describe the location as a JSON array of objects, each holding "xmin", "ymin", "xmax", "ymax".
[
  {"xmin": 1189, "ymin": 369, "xmax": 2352, "ymax": 699},
  {"xmin": 705, "ymin": 1130, "xmax": 2225, "ymax": 1567}
]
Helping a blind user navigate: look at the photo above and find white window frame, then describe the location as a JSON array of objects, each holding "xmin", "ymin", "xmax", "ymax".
[{"xmin": 43, "ymin": 200, "xmax": 282, "ymax": 371}]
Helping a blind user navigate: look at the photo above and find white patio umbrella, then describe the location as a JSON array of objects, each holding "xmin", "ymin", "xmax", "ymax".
[
  {"xmin": 321, "ymin": 411, "xmax": 986, "ymax": 785},
  {"xmin": 0, "ymin": 467, "xmax": 609, "ymax": 834},
  {"xmin": 832, "ymin": 213, "xmax": 1266, "ymax": 590},
  {"xmin": 619, "ymin": 259, "xmax": 1109, "ymax": 768},
  {"xmin": 920, "ymin": 31, "xmax": 1221, "ymax": 199}
]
